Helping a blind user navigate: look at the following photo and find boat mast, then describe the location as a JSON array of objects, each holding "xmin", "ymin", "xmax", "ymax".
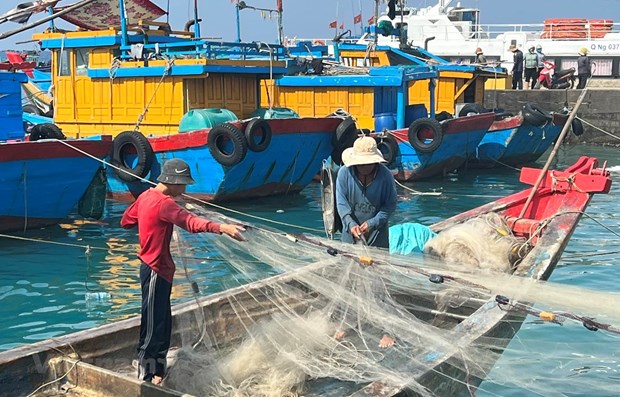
[
  {"xmin": 373, "ymin": 0, "xmax": 379, "ymax": 45},
  {"xmin": 118, "ymin": 0, "xmax": 128, "ymax": 51},
  {"xmin": 276, "ymin": 0, "xmax": 283, "ymax": 44},
  {"xmin": 193, "ymin": 0, "xmax": 200, "ymax": 38}
]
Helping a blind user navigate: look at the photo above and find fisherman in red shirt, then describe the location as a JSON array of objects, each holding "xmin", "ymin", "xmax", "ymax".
[{"xmin": 121, "ymin": 158, "xmax": 245, "ymax": 385}]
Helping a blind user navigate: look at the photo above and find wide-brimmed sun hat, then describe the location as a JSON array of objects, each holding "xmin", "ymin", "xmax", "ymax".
[
  {"xmin": 157, "ymin": 158, "xmax": 195, "ymax": 185},
  {"xmin": 508, "ymin": 44, "xmax": 518, "ymax": 52},
  {"xmin": 342, "ymin": 136, "xmax": 386, "ymax": 167},
  {"xmin": 578, "ymin": 47, "xmax": 589, "ymax": 56}
]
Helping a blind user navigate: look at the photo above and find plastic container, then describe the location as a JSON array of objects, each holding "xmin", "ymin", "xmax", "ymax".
[
  {"xmin": 178, "ymin": 108, "xmax": 238, "ymax": 133},
  {"xmin": 0, "ymin": 72, "xmax": 28, "ymax": 141},
  {"xmin": 374, "ymin": 112, "xmax": 396, "ymax": 132},
  {"xmin": 251, "ymin": 107, "xmax": 299, "ymax": 119},
  {"xmin": 405, "ymin": 104, "xmax": 428, "ymax": 126}
]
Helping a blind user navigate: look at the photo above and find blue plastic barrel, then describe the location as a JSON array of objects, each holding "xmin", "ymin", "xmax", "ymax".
[
  {"xmin": 178, "ymin": 108, "xmax": 238, "ymax": 133},
  {"xmin": 405, "ymin": 104, "xmax": 428, "ymax": 126},
  {"xmin": 374, "ymin": 112, "xmax": 396, "ymax": 132}
]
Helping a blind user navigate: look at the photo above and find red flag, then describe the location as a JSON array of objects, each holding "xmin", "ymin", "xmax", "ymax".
[
  {"xmin": 367, "ymin": 16, "xmax": 375, "ymax": 25},
  {"xmin": 353, "ymin": 14, "xmax": 362, "ymax": 24},
  {"xmin": 340, "ymin": 23, "xmax": 344, "ymax": 30},
  {"xmin": 329, "ymin": 20, "xmax": 337, "ymax": 28}
]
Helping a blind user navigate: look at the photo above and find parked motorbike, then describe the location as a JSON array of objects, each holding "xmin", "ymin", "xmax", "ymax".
[{"xmin": 535, "ymin": 60, "xmax": 576, "ymax": 89}]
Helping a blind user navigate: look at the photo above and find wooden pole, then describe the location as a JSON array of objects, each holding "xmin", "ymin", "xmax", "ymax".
[
  {"xmin": 0, "ymin": 0, "xmax": 97, "ymax": 41},
  {"xmin": 518, "ymin": 88, "xmax": 589, "ymax": 218}
]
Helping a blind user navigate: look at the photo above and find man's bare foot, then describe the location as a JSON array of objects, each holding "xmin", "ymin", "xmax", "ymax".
[
  {"xmin": 334, "ymin": 330, "xmax": 346, "ymax": 341},
  {"xmin": 151, "ymin": 375, "xmax": 163, "ymax": 385},
  {"xmin": 379, "ymin": 335, "xmax": 395, "ymax": 348}
]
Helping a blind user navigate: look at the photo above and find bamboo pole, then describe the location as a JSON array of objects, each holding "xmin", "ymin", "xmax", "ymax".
[
  {"xmin": 518, "ymin": 88, "xmax": 589, "ymax": 218},
  {"xmin": 0, "ymin": 0, "xmax": 97, "ymax": 41}
]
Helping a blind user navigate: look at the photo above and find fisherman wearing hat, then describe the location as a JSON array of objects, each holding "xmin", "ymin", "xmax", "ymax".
[
  {"xmin": 474, "ymin": 47, "xmax": 487, "ymax": 65},
  {"xmin": 121, "ymin": 158, "xmax": 245, "ymax": 385},
  {"xmin": 577, "ymin": 47, "xmax": 592, "ymax": 89},
  {"xmin": 336, "ymin": 136, "xmax": 397, "ymax": 249},
  {"xmin": 509, "ymin": 44, "xmax": 524, "ymax": 89}
]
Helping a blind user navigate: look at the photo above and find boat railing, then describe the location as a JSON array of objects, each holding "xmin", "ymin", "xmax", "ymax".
[
  {"xmin": 471, "ymin": 22, "xmax": 620, "ymax": 40},
  {"xmin": 117, "ymin": 37, "xmax": 288, "ymax": 61}
]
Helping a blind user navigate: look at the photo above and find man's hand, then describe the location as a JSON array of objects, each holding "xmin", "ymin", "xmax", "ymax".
[
  {"xmin": 220, "ymin": 224, "xmax": 246, "ymax": 241},
  {"xmin": 351, "ymin": 224, "xmax": 362, "ymax": 239},
  {"xmin": 359, "ymin": 222, "xmax": 370, "ymax": 234}
]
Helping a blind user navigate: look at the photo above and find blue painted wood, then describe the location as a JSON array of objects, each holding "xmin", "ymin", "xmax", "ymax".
[{"xmin": 106, "ymin": 127, "xmax": 335, "ymax": 202}]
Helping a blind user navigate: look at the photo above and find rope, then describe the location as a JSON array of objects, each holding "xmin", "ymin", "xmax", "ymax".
[
  {"xmin": 577, "ymin": 116, "xmax": 620, "ymax": 141},
  {"xmin": 50, "ymin": 139, "xmax": 324, "ymax": 233},
  {"xmin": 133, "ymin": 57, "xmax": 174, "ymax": 132},
  {"xmin": 394, "ymin": 180, "xmax": 442, "ymax": 196}
]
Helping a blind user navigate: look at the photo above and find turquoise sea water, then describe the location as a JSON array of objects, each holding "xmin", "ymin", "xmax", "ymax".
[{"xmin": 1, "ymin": 144, "xmax": 619, "ymax": 394}]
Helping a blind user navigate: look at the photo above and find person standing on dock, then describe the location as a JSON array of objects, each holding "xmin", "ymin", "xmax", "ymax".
[
  {"xmin": 509, "ymin": 45, "xmax": 524, "ymax": 90},
  {"xmin": 336, "ymin": 136, "xmax": 397, "ymax": 249},
  {"xmin": 475, "ymin": 47, "xmax": 487, "ymax": 65},
  {"xmin": 577, "ymin": 47, "xmax": 592, "ymax": 89},
  {"xmin": 121, "ymin": 158, "xmax": 246, "ymax": 385},
  {"xmin": 524, "ymin": 46, "xmax": 539, "ymax": 89}
]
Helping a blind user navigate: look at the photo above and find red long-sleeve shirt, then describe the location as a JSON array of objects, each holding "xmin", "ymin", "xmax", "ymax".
[{"xmin": 121, "ymin": 188, "xmax": 221, "ymax": 282}]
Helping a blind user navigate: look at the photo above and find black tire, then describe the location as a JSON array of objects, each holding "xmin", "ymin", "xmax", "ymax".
[
  {"xmin": 408, "ymin": 118, "xmax": 443, "ymax": 153},
  {"xmin": 29, "ymin": 123, "xmax": 66, "ymax": 141},
  {"xmin": 435, "ymin": 110, "xmax": 453, "ymax": 122},
  {"xmin": 22, "ymin": 104, "xmax": 41, "ymax": 115},
  {"xmin": 331, "ymin": 119, "xmax": 359, "ymax": 165},
  {"xmin": 244, "ymin": 119, "xmax": 272, "ymax": 152},
  {"xmin": 522, "ymin": 103, "xmax": 552, "ymax": 127},
  {"xmin": 334, "ymin": 117, "xmax": 358, "ymax": 147},
  {"xmin": 110, "ymin": 130, "xmax": 154, "ymax": 182},
  {"xmin": 375, "ymin": 135, "xmax": 399, "ymax": 166},
  {"xmin": 458, "ymin": 103, "xmax": 488, "ymax": 117},
  {"xmin": 208, "ymin": 123, "xmax": 247, "ymax": 166},
  {"xmin": 571, "ymin": 118, "xmax": 584, "ymax": 136}
]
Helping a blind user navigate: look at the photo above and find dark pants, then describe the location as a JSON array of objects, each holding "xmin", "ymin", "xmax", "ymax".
[
  {"xmin": 577, "ymin": 74, "xmax": 588, "ymax": 89},
  {"xmin": 524, "ymin": 68, "xmax": 538, "ymax": 88},
  {"xmin": 137, "ymin": 263, "xmax": 172, "ymax": 381},
  {"xmin": 512, "ymin": 70, "xmax": 523, "ymax": 89}
]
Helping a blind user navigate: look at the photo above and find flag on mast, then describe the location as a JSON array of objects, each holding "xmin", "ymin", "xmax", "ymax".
[
  {"xmin": 353, "ymin": 14, "xmax": 362, "ymax": 24},
  {"xmin": 329, "ymin": 20, "xmax": 337, "ymax": 28}
]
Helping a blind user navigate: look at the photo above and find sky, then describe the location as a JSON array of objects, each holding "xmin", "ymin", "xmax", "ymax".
[{"xmin": 2, "ymin": 0, "xmax": 620, "ymax": 51}]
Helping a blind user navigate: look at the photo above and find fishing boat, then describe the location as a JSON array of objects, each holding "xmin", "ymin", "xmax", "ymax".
[
  {"xmin": 16, "ymin": 0, "xmax": 345, "ymax": 202},
  {"xmin": 0, "ymin": 64, "xmax": 112, "ymax": 232},
  {"xmin": 362, "ymin": 0, "xmax": 620, "ymax": 78},
  {"xmin": 261, "ymin": 44, "xmax": 501, "ymax": 180},
  {"xmin": 0, "ymin": 156, "xmax": 611, "ymax": 396}
]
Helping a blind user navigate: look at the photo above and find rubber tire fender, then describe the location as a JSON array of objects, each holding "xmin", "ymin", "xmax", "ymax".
[
  {"xmin": 522, "ymin": 103, "xmax": 552, "ymax": 127},
  {"xmin": 244, "ymin": 119, "xmax": 272, "ymax": 152},
  {"xmin": 375, "ymin": 135, "xmax": 399, "ymax": 166},
  {"xmin": 458, "ymin": 103, "xmax": 488, "ymax": 117},
  {"xmin": 571, "ymin": 118, "xmax": 584, "ymax": 136},
  {"xmin": 333, "ymin": 117, "xmax": 358, "ymax": 147},
  {"xmin": 29, "ymin": 123, "xmax": 66, "ymax": 141},
  {"xmin": 208, "ymin": 123, "xmax": 248, "ymax": 166},
  {"xmin": 110, "ymin": 131, "xmax": 154, "ymax": 182},
  {"xmin": 408, "ymin": 118, "xmax": 443, "ymax": 154},
  {"xmin": 331, "ymin": 120, "xmax": 359, "ymax": 165}
]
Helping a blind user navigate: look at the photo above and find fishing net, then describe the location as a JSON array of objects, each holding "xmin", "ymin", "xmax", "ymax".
[{"xmin": 162, "ymin": 205, "xmax": 620, "ymax": 397}]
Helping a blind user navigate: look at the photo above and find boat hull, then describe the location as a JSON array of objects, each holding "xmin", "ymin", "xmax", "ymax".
[
  {"xmin": 0, "ymin": 138, "xmax": 112, "ymax": 233},
  {"xmin": 107, "ymin": 118, "xmax": 341, "ymax": 202},
  {"xmin": 474, "ymin": 113, "xmax": 569, "ymax": 167},
  {"xmin": 392, "ymin": 113, "xmax": 495, "ymax": 181}
]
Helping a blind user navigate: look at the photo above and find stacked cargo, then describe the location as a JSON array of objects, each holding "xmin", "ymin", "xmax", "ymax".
[{"xmin": 540, "ymin": 18, "xmax": 614, "ymax": 39}]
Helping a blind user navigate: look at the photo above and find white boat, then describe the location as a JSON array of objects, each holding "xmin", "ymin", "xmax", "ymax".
[{"xmin": 358, "ymin": 0, "xmax": 620, "ymax": 77}]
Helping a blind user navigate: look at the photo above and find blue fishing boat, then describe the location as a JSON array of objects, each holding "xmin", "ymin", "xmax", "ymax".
[
  {"xmin": 24, "ymin": 0, "xmax": 346, "ymax": 202},
  {"xmin": 474, "ymin": 112, "xmax": 570, "ymax": 167},
  {"xmin": 0, "ymin": 64, "xmax": 112, "ymax": 232}
]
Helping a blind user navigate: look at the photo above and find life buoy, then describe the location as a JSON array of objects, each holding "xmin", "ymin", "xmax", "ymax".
[
  {"xmin": 375, "ymin": 135, "xmax": 399, "ymax": 166},
  {"xmin": 408, "ymin": 118, "xmax": 443, "ymax": 153},
  {"xmin": 29, "ymin": 123, "xmax": 66, "ymax": 141},
  {"xmin": 522, "ymin": 103, "xmax": 552, "ymax": 127},
  {"xmin": 458, "ymin": 103, "xmax": 488, "ymax": 117},
  {"xmin": 331, "ymin": 118, "xmax": 359, "ymax": 165},
  {"xmin": 320, "ymin": 165, "xmax": 342, "ymax": 236},
  {"xmin": 571, "ymin": 118, "xmax": 584, "ymax": 136},
  {"xmin": 208, "ymin": 123, "xmax": 248, "ymax": 166},
  {"xmin": 110, "ymin": 130, "xmax": 154, "ymax": 182},
  {"xmin": 244, "ymin": 119, "xmax": 272, "ymax": 152}
]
